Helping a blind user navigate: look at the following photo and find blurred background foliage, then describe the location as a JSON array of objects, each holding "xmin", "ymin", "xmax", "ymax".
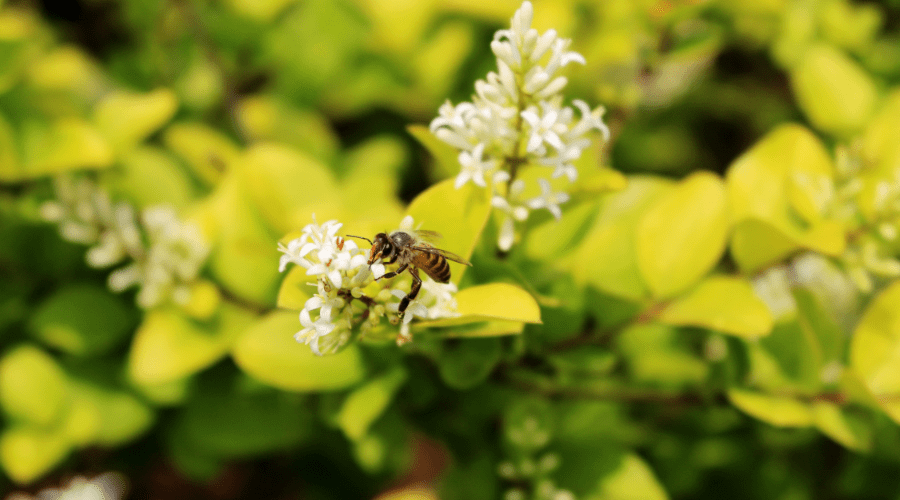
[{"xmin": 2, "ymin": 0, "xmax": 900, "ymax": 499}]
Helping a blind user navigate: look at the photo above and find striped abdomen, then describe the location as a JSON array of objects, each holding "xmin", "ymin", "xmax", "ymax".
[{"xmin": 413, "ymin": 251, "xmax": 451, "ymax": 283}]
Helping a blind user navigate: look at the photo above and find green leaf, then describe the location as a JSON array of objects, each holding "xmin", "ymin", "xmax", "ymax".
[
  {"xmin": 561, "ymin": 176, "xmax": 673, "ymax": 301},
  {"xmin": 0, "ymin": 111, "xmax": 18, "ymax": 179},
  {"xmin": 790, "ymin": 44, "xmax": 878, "ymax": 137},
  {"xmin": 406, "ymin": 179, "xmax": 492, "ymax": 285},
  {"xmin": 726, "ymin": 125, "xmax": 844, "ymax": 271},
  {"xmin": 593, "ymin": 453, "xmax": 669, "ymax": 500},
  {"xmin": 437, "ymin": 337, "xmax": 502, "ymax": 390},
  {"xmin": 858, "ymin": 89, "xmax": 900, "ymax": 220},
  {"xmin": 618, "ymin": 324, "xmax": 708, "ymax": 387},
  {"xmin": 236, "ymin": 96, "xmax": 340, "ymax": 162},
  {"xmin": 811, "ymin": 402, "xmax": 872, "ymax": 452},
  {"xmin": 0, "ymin": 425, "xmax": 71, "ymax": 484},
  {"xmin": 637, "ymin": 172, "xmax": 729, "ymax": 298},
  {"xmin": 18, "ymin": 118, "xmax": 113, "ymax": 179},
  {"xmin": 407, "ymin": 124, "xmax": 459, "ymax": 182},
  {"xmin": 237, "ymin": 143, "xmax": 342, "ymax": 234},
  {"xmin": 659, "ymin": 275, "xmax": 773, "ymax": 338},
  {"xmin": 455, "ymin": 283, "xmax": 540, "ymax": 323},
  {"xmin": 94, "ymin": 88, "xmax": 178, "ymax": 153},
  {"xmin": 231, "ymin": 311, "xmax": 366, "ymax": 391},
  {"xmin": 727, "ymin": 389, "xmax": 813, "ymax": 427},
  {"xmin": 163, "ymin": 122, "xmax": 240, "ymax": 185},
  {"xmin": 524, "ymin": 200, "xmax": 601, "ymax": 260},
  {"xmin": 128, "ymin": 304, "xmax": 255, "ymax": 385},
  {"xmin": 66, "ymin": 381, "xmax": 155, "ymax": 446},
  {"xmin": 107, "ymin": 146, "xmax": 197, "ymax": 211},
  {"xmin": 0, "ymin": 345, "xmax": 68, "ymax": 426},
  {"xmin": 850, "ymin": 281, "xmax": 900, "ymax": 423},
  {"xmin": 338, "ymin": 368, "xmax": 407, "ymax": 440},
  {"xmin": 276, "ymin": 265, "xmax": 314, "ymax": 310},
  {"xmin": 203, "ymin": 172, "xmax": 282, "ymax": 305},
  {"xmin": 29, "ymin": 284, "xmax": 136, "ymax": 356},
  {"xmin": 175, "ymin": 377, "xmax": 311, "ymax": 457}
]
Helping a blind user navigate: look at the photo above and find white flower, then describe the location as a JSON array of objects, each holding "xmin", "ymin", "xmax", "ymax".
[
  {"xmin": 526, "ymin": 179, "xmax": 569, "ymax": 219},
  {"xmin": 456, "ymin": 143, "xmax": 493, "ymax": 188}
]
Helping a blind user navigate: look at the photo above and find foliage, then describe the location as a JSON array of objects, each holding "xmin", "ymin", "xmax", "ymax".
[{"xmin": 1, "ymin": 0, "xmax": 900, "ymax": 499}]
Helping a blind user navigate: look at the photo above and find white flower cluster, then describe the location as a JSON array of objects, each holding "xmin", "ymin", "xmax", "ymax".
[
  {"xmin": 40, "ymin": 176, "xmax": 209, "ymax": 309},
  {"xmin": 430, "ymin": 1, "xmax": 609, "ymax": 251},
  {"xmin": 278, "ymin": 216, "xmax": 459, "ymax": 354},
  {"xmin": 6, "ymin": 472, "xmax": 126, "ymax": 500}
]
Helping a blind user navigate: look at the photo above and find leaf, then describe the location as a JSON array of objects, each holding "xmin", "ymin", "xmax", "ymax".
[
  {"xmin": 415, "ymin": 283, "xmax": 539, "ymax": 339},
  {"xmin": 406, "ymin": 179, "xmax": 493, "ymax": 285},
  {"xmin": 232, "ymin": 311, "xmax": 366, "ymax": 391},
  {"xmin": 561, "ymin": 176, "xmax": 673, "ymax": 301},
  {"xmin": 29, "ymin": 284, "xmax": 136, "ymax": 356},
  {"xmin": 163, "ymin": 122, "xmax": 240, "ymax": 185},
  {"xmin": 237, "ymin": 143, "xmax": 342, "ymax": 234},
  {"xmin": 849, "ymin": 281, "xmax": 900, "ymax": 423},
  {"xmin": 811, "ymin": 402, "xmax": 871, "ymax": 452},
  {"xmin": 437, "ymin": 337, "xmax": 502, "ymax": 390},
  {"xmin": 94, "ymin": 88, "xmax": 179, "ymax": 153},
  {"xmin": 726, "ymin": 125, "xmax": 844, "ymax": 271},
  {"xmin": 128, "ymin": 304, "xmax": 255, "ymax": 385},
  {"xmin": 66, "ymin": 381, "xmax": 155, "ymax": 446},
  {"xmin": 727, "ymin": 389, "xmax": 813, "ymax": 427},
  {"xmin": 659, "ymin": 275, "xmax": 773, "ymax": 338},
  {"xmin": 0, "ymin": 112, "xmax": 18, "ymax": 179},
  {"xmin": 0, "ymin": 344, "xmax": 68, "ymax": 426},
  {"xmin": 107, "ymin": 146, "xmax": 197, "ymax": 211},
  {"xmin": 338, "ymin": 368, "xmax": 407, "ymax": 440},
  {"xmin": 524, "ymin": 200, "xmax": 601, "ymax": 260},
  {"xmin": 790, "ymin": 44, "xmax": 878, "ymax": 137},
  {"xmin": 203, "ymin": 172, "xmax": 282, "ymax": 305},
  {"xmin": 618, "ymin": 324, "xmax": 708, "ymax": 387},
  {"xmin": 0, "ymin": 425, "xmax": 71, "ymax": 484},
  {"xmin": 407, "ymin": 124, "xmax": 459, "ymax": 182},
  {"xmin": 276, "ymin": 265, "xmax": 314, "ymax": 310},
  {"xmin": 636, "ymin": 172, "xmax": 729, "ymax": 298},
  {"xmin": 18, "ymin": 118, "xmax": 113, "ymax": 179},
  {"xmin": 174, "ymin": 377, "xmax": 311, "ymax": 457},
  {"xmin": 593, "ymin": 453, "xmax": 669, "ymax": 500}
]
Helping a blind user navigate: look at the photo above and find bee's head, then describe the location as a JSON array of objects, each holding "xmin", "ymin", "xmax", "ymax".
[{"xmin": 369, "ymin": 233, "xmax": 393, "ymax": 264}]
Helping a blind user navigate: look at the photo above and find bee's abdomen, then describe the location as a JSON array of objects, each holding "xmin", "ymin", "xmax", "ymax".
[{"xmin": 416, "ymin": 252, "xmax": 451, "ymax": 283}]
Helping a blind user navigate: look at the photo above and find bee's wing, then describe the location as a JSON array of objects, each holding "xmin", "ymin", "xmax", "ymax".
[
  {"xmin": 411, "ymin": 245, "xmax": 473, "ymax": 266},
  {"xmin": 411, "ymin": 229, "xmax": 442, "ymax": 243}
]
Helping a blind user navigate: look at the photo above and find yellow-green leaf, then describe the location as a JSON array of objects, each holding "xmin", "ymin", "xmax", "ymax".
[
  {"xmin": 450, "ymin": 283, "xmax": 541, "ymax": 324},
  {"xmin": 812, "ymin": 402, "xmax": 871, "ymax": 452},
  {"xmin": 94, "ymin": 88, "xmax": 178, "ymax": 154},
  {"xmin": 790, "ymin": 44, "xmax": 878, "ymax": 137},
  {"xmin": 337, "ymin": 368, "xmax": 406, "ymax": 441},
  {"xmin": 19, "ymin": 118, "xmax": 113, "ymax": 178},
  {"xmin": 232, "ymin": 311, "xmax": 366, "ymax": 391},
  {"xmin": 204, "ymin": 172, "xmax": 282, "ymax": 305},
  {"xmin": 728, "ymin": 389, "xmax": 813, "ymax": 427},
  {"xmin": 593, "ymin": 453, "xmax": 669, "ymax": 500},
  {"xmin": 637, "ymin": 172, "xmax": 729, "ymax": 298},
  {"xmin": 726, "ymin": 125, "xmax": 844, "ymax": 272},
  {"xmin": 415, "ymin": 319, "xmax": 526, "ymax": 338},
  {"xmin": 276, "ymin": 265, "xmax": 314, "ymax": 310},
  {"xmin": 407, "ymin": 124, "xmax": 459, "ymax": 182},
  {"xmin": 0, "ymin": 345, "xmax": 68, "ymax": 426},
  {"xmin": 108, "ymin": 146, "xmax": 196, "ymax": 211},
  {"xmin": 128, "ymin": 305, "xmax": 255, "ymax": 386},
  {"xmin": 659, "ymin": 276, "xmax": 773, "ymax": 338},
  {"xmin": 406, "ymin": 179, "xmax": 492, "ymax": 284},
  {"xmin": 850, "ymin": 281, "xmax": 900, "ymax": 423},
  {"xmin": 561, "ymin": 176, "xmax": 673, "ymax": 301},
  {"xmin": 65, "ymin": 381, "xmax": 155, "ymax": 447},
  {"xmin": 163, "ymin": 122, "xmax": 240, "ymax": 185},
  {"xmin": 237, "ymin": 143, "xmax": 342, "ymax": 234},
  {"xmin": 0, "ymin": 425, "xmax": 71, "ymax": 484}
]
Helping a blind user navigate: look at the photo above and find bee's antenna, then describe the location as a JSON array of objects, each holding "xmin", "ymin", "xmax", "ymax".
[{"xmin": 346, "ymin": 234, "xmax": 373, "ymax": 245}]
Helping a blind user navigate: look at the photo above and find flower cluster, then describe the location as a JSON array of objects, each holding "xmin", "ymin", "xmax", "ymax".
[
  {"xmin": 430, "ymin": 1, "xmax": 609, "ymax": 250},
  {"xmin": 40, "ymin": 175, "xmax": 209, "ymax": 309},
  {"xmin": 278, "ymin": 216, "xmax": 459, "ymax": 354},
  {"xmin": 828, "ymin": 145, "xmax": 900, "ymax": 292},
  {"xmin": 6, "ymin": 472, "xmax": 126, "ymax": 500}
]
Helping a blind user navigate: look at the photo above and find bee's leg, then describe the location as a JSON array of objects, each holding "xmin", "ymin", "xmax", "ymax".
[
  {"xmin": 375, "ymin": 263, "xmax": 407, "ymax": 281},
  {"xmin": 398, "ymin": 268, "xmax": 422, "ymax": 318}
]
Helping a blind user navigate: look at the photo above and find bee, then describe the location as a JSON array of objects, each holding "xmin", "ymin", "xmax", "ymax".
[{"xmin": 348, "ymin": 229, "xmax": 472, "ymax": 317}]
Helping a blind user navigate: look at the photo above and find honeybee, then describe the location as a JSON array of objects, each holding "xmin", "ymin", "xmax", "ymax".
[{"xmin": 348, "ymin": 229, "xmax": 471, "ymax": 317}]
